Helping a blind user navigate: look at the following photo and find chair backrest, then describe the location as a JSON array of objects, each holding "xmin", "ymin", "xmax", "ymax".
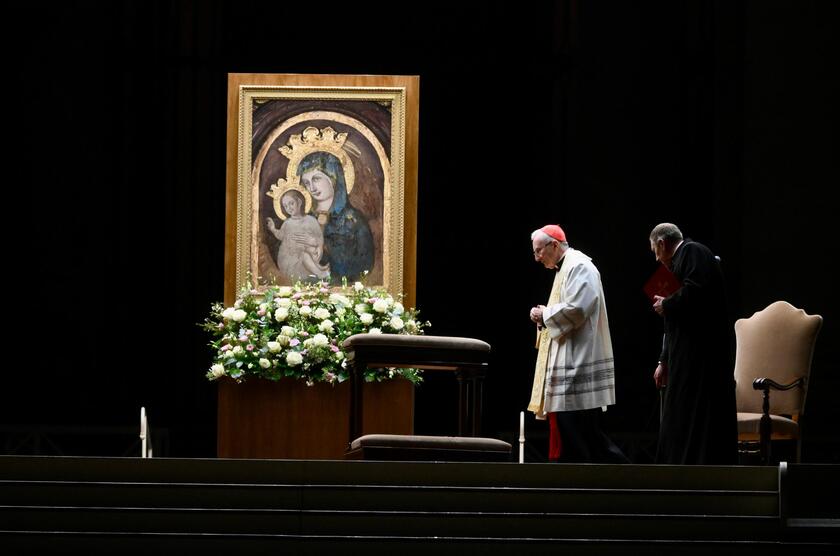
[{"xmin": 734, "ymin": 301, "xmax": 822, "ymax": 415}]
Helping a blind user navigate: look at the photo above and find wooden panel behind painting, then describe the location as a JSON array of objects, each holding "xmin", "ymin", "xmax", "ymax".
[{"xmin": 217, "ymin": 378, "xmax": 414, "ymax": 459}]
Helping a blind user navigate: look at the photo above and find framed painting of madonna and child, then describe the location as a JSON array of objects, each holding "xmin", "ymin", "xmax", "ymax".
[{"xmin": 225, "ymin": 73, "xmax": 419, "ymax": 306}]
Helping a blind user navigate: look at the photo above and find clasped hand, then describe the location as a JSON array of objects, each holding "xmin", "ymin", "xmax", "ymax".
[
  {"xmin": 652, "ymin": 295, "xmax": 665, "ymax": 316},
  {"xmin": 529, "ymin": 305, "xmax": 545, "ymax": 325}
]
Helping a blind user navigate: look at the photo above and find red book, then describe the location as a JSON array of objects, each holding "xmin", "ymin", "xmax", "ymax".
[{"xmin": 643, "ymin": 265, "xmax": 681, "ymax": 302}]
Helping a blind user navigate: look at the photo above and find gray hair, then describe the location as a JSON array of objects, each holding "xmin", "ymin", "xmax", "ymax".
[
  {"xmin": 649, "ymin": 223, "xmax": 683, "ymax": 245},
  {"xmin": 531, "ymin": 230, "xmax": 569, "ymax": 249}
]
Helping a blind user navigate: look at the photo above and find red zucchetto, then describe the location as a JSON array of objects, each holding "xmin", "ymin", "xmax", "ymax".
[{"xmin": 540, "ymin": 224, "xmax": 567, "ymax": 242}]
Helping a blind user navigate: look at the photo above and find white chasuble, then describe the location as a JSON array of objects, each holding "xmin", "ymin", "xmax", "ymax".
[{"xmin": 528, "ymin": 248, "xmax": 616, "ymax": 418}]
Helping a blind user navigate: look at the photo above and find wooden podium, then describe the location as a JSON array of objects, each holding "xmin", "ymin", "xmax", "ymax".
[{"xmin": 217, "ymin": 377, "xmax": 414, "ymax": 459}]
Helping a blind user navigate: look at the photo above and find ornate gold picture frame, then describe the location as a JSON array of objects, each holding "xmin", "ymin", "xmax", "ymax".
[{"xmin": 225, "ymin": 74, "xmax": 419, "ymax": 306}]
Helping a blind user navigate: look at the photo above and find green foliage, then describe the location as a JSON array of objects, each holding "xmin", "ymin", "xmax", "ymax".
[{"xmin": 201, "ymin": 278, "xmax": 429, "ymax": 385}]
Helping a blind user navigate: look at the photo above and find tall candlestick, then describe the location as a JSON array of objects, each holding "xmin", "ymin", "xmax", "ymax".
[{"xmin": 519, "ymin": 411, "xmax": 525, "ymax": 463}]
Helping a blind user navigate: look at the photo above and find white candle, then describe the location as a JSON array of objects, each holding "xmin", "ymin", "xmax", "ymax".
[
  {"xmin": 140, "ymin": 407, "xmax": 147, "ymax": 458},
  {"xmin": 519, "ymin": 411, "xmax": 525, "ymax": 464}
]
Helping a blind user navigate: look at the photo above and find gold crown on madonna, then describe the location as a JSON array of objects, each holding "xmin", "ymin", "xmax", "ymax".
[{"xmin": 278, "ymin": 126, "xmax": 354, "ymax": 191}]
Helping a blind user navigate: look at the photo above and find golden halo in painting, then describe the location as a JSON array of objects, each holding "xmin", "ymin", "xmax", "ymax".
[{"xmin": 266, "ymin": 178, "xmax": 312, "ymax": 221}]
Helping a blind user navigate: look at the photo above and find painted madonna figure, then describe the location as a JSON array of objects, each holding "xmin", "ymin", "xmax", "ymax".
[{"xmin": 297, "ymin": 151, "xmax": 374, "ymax": 283}]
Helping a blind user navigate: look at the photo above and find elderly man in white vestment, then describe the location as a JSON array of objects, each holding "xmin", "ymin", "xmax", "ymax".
[{"xmin": 528, "ymin": 224, "xmax": 628, "ymax": 463}]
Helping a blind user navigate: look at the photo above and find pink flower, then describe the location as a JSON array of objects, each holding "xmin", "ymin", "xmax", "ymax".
[
  {"xmin": 220, "ymin": 344, "xmax": 231, "ymax": 352},
  {"xmin": 290, "ymin": 339, "xmax": 300, "ymax": 347},
  {"xmin": 330, "ymin": 345, "xmax": 340, "ymax": 352},
  {"xmin": 246, "ymin": 344, "xmax": 255, "ymax": 351}
]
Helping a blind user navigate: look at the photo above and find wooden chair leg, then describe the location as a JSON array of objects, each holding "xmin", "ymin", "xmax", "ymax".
[
  {"xmin": 759, "ymin": 387, "xmax": 772, "ymax": 465},
  {"xmin": 348, "ymin": 359, "xmax": 366, "ymax": 447}
]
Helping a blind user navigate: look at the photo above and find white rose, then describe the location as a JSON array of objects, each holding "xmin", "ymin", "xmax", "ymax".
[
  {"xmin": 267, "ymin": 341, "xmax": 282, "ymax": 353},
  {"xmin": 274, "ymin": 307, "xmax": 289, "ymax": 321},
  {"xmin": 232, "ymin": 346, "xmax": 243, "ymax": 354},
  {"xmin": 303, "ymin": 338, "xmax": 314, "ymax": 348},
  {"xmin": 221, "ymin": 307, "xmax": 235, "ymax": 320},
  {"xmin": 360, "ymin": 313, "xmax": 374, "ymax": 325},
  {"xmin": 393, "ymin": 302, "xmax": 404, "ymax": 315},
  {"xmin": 329, "ymin": 293, "xmax": 351, "ymax": 306},
  {"xmin": 286, "ymin": 352, "xmax": 303, "ymax": 366},
  {"xmin": 299, "ymin": 306, "xmax": 312, "ymax": 317},
  {"xmin": 335, "ymin": 306, "xmax": 346, "ymax": 317},
  {"xmin": 223, "ymin": 350, "xmax": 235, "ymax": 358},
  {"xmin": 312, "ymin": 333, "xmax": 329, "ymax": 347},
  {"xmin": 354, "ymin": 303, "xmax": 369, "ymax": 315},
  {"xmin": 209, "ymin": 364, "xmax": 226, "ymax": 378},
  {"xmin": 277, "ymin": 286, "xmax": 293, "ymax": 297},
  {"xmin": 354, "ymin": 282, "xmax": 365, "ymax": 292},
  {"xmin": 373, "ymin": 299, "xmax": 389, "ymax": 313},
  {"xmin": 369, "ymin": 328, "xmax": 382, "ymax": 335},
  {"xmin": 281, "ymin": 326, "xmax": 296, "ymax": 337},
  {"xmin": 334, "ymin": 351, "xmax": 344, "ymax": 361},
  {"xmin": 389, "ymin": 316, "xmax": 404, "ymax": 330},
  {"xmin": 314, "ymin": 307, "xmax": 331, "ymax": 320},
  {"xmin": 318, "ymin": 319, "xmax": 334, "ymax": 333},
  {"xmin": 258, "ymin": 358, "xmax": 271, "ymax": 369},
  {"xmin": 405, "ymin": 320, "xmax": 417, "ymax": 332},
  {"xmin": 232, "ymin": 309, "xmax": 247, "ymax": 322},
  {"xmin": 277, "ymin": 298, "xmax": 292, "ymax": 308}
]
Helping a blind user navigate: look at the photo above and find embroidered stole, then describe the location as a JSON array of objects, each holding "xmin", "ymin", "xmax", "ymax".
[{"xmin": 527, "ymin": 254, "xmax": 574, "ymax": 417}]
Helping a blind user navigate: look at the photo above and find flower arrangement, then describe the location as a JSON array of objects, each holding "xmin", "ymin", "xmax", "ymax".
[{"xmin": 202, "ymin": 278, "xmax": 429, "ymax": 385}]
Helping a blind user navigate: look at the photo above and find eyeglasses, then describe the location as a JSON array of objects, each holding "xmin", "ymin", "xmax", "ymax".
[{"xmin": 533, "ymin": 241, "xmax": 556, "ymax": 256}]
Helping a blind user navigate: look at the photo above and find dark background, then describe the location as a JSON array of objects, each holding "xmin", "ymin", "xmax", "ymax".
[{"xmin": 6, "ymin": 0, "xmax": 837, "ymax": 462}]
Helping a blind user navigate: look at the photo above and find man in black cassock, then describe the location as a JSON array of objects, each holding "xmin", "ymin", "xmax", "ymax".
[{"xmin": 649, "ymin": 223, "xmax": 738, "ymax": 464}]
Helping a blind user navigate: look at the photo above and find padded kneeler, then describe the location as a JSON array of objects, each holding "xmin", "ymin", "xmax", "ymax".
[{"xmin": 346, "ymin": 434, "xmax": 512, "ymax": 462}]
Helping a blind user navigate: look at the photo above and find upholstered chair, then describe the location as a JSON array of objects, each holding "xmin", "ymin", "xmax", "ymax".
[{"xmin": 734, "ymin": 301, "xmax": 822, "ymax": 464}]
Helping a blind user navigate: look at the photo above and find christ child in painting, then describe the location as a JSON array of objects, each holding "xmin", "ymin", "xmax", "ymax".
[{"xmin": 266, "ymin": 189, "xmax": 330, "ymax": 282}]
